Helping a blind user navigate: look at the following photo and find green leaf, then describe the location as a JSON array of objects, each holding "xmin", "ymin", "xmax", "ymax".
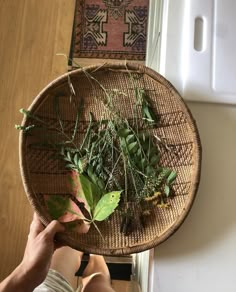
[
  {"xmin": 160, "ymin": 168, "xmax": 172, "ymax": 178},
  {"xmin": 164, "ymin": 185, "xmax": 170, "ymax": 197},
  {"xmin": 138, "ymin": 132, "xmax": 147, "ymax": 142},
  {"xmin": 120, "ymin": 138, "xmax": 127, "ymax": 149},
  {"xmin": 126, "ymin": 134, "xmax": 135, "ymax": 144},
  {"xmin": 67, "ymin": 151, "xmax": 71, "ymax": 161},
  {"xmin": 87, "ymin": 165, "xmax": 94, "ymax": 177},
  {"xmin": 150, "ymin": 155, "xmax": 160, "ymax": 166},
  {"xmin": 63, "ymin": 157, "xmax": 72, "ymax": 162},
  {"xmin": 145, "ymin": 165, "xmax": 155, "ymax": 176},
  {"xmin": 97, "ymin": 178, "xmax": 105, "ymax": 191},
  {"xmin": 118, "ymin": 128, "xmax": 131, "ymax": 138},
  {"xmin": 87, "ymin": 166, "xmax": 98, "ymax": 184},
  {"xmin": 65, "ymin": 164, "xmax": 77, "ymax": 169},
  {"xmin": 87, "ymin": 166, "xmax": 105, "ymax": 192},
  {"xmin": 93, "ymin": 191, "xmax": 122, "ymax": 221},
  {"xmin": 15, "ymin": 124, "xmax": 35, "ymax": 132},
  {"xmin": 78, "ymin": 174, "xmax": 101, "ymax": 213},
  {"xmin": 127, "ymin": 141, "xmax": 138, "ymax": 153},
  {"xmin": 142, "ymin": 140, "xmax": 151, "ymax": 151},
  {"xmin": 167, "ymin": 171, "xmax": 177, "ymax": 184},
  {"xmin": 140, "ymin": 158, "xmax": 147, "ymax": 169},
  {"xmin": 142, "ymin": 105, "xmax": 154, "ymax": 122},
  {"xmin": 46, "ymin": 195, "xmax": 69, "ymax": 220},
  {"xmin": 74, "ymin": 153, "xmax": 78, "ymax": 165},
  {"xmin": 136, "ymin": 148, "xmax": 142, "ymax": 157},
  {"xmin": 78, "ymin": 159, "xmax": 83, "ymax": 172},
  {"xmin": 78, "ymin": 174, "xmax": 94, "ymax": 211}
]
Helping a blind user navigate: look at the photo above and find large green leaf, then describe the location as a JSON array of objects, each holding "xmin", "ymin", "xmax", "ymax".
[
  {"xmin": 93, "ymin": 191, "xmax": 121, "ymax": 221},
  {"xmin": 77, "ymin": 174, "xmax": 101, "ymax": 214},
  {"xmin": 46, "ymin": 195, "xmax": 69, "ymax": 220}
]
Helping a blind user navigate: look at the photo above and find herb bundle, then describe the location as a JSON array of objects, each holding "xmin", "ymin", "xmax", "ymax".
[{"xmin": 16, "ymin": 65, "xmax": 177, "ymax": 236}]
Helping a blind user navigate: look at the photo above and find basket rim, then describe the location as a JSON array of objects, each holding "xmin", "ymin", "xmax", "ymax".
[{"xmin": 19, "ymin": 62, "xmax": 202, "ymax": 255}]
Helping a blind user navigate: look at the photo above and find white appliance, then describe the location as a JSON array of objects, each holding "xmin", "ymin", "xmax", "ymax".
[
  {"xmin": 144, "ymin": 1, "xmax": 236, "ymax": 292},
  {"xmin": 146, "ymin": 0, "xmax": 236, "ymax": 104}
]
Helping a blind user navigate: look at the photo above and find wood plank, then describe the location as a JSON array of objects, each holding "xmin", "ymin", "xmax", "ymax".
[{"xmin": 0, "ymin": 0, "xmax": 75, "ymax": 280}]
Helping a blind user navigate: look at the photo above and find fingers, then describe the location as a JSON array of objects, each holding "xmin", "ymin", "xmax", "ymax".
[
  {"xmin": 29, "ymin": 213, "xmax": 65, "ymax": 247},
  {"xmin": 29, "ymin": 213, "xmax": 44, "ymax": 239},
  {"xmin": 42, "ymin": 220, "xmax": 65, "ymax": 241}
]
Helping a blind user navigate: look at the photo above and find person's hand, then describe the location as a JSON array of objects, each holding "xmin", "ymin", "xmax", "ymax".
[
  {"xmin": 0, "ymin": 213, "xmax": 65, "ymax": 292},
  {"xmin": 21, "ymin": 213, "xmax": 65, "ymax": 285}
]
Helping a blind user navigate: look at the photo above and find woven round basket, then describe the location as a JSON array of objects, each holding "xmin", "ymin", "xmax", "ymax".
[{"xmin": 19, "ymin": 63, "xmax": 201, "ymax": 255}]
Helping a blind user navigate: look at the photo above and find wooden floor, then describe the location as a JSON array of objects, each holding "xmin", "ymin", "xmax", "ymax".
[
  {"xmin": 0, "ymin": 2, "xmax": 141, "ymax": 291},
  {"xmin": 0, "ymin": 0, "xmax": 76, "ymax": 280}
]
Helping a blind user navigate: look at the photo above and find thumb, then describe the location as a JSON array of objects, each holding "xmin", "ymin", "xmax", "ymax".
[{"xmin": 43, "ymin": 220, "xmax": 65, "ymax": 240}]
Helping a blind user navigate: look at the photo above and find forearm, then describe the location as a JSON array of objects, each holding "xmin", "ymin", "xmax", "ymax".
[
  {"xmin": 0, "ymin": 264, "xmax": 38, "ymax": 292},
  {"xmin": 0, "ymin": 216, "xmax": 64, "ymax": 292}
]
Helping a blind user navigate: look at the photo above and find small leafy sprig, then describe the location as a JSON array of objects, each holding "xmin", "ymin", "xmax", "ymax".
[{"xmin": 135, "ymin": 88, "xmax": 158, "ymax": 127}]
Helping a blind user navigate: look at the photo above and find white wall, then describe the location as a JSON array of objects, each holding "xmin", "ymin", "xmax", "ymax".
[
  {"xmin": 153, "ymin": 102, "xmax": 236, "ymax": 292},
  {"xmin": 134, "ymin": 250, "xmax": 151, "ymax": 292},
  {"xmin": 146, "ymin": 1, "xmax": 236, "ymax": 290}
]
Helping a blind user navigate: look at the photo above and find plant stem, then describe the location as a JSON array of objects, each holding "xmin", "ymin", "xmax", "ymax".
[
  {"xmin": 122, "ymin": 152, "xmax": 128, "ymax": 207},
  {"xmin": 105, "ymin": 153, "xmax": 122, "ymax": 190},
  {"xmin": 92, "ymin": 221, "xmax": 105, "ymax": 240},
  {"xmin": 22, "ymin": 109, "xmax": 83, "ymax": 156},
  {"xmin": 80, "ymin": 112, "xmax": 93, "ymax": 150}
]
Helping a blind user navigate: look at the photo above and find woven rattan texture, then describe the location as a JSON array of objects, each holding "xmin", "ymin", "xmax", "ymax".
[{"xmin": 20, "ymin": 63, "xmax": 201, "ymax": 255}]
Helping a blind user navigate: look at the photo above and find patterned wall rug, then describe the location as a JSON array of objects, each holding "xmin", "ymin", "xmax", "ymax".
[{"xmin": 70, "ymin": 0, "xmax": 149, "ymax": 61}]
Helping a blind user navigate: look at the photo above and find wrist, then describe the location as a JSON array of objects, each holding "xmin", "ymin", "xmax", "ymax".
[
  {"xmin": 0, "ymin": 264, "xmax": 38, "ymax": 292},
  {"xmin": 16, "ymin": 263, "xmax": 38, "ymax": 292}
]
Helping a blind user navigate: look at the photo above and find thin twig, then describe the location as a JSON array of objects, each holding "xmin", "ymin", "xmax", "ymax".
[
  {"xmin": 105, "ymin": 153, "xmax": 122, "ymax": 190},
  {"xmin": 92, "ymin": 222, "xmax": 105, "ymax": 241},
  {"xmin": 80, "ymin": 112, "xmax": 93, "ymax": 150}
]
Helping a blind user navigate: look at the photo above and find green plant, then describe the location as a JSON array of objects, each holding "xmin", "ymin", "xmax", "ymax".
[{"xmin": 16, "ymin": 63, "xmax": 177, "ymax": 236}]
